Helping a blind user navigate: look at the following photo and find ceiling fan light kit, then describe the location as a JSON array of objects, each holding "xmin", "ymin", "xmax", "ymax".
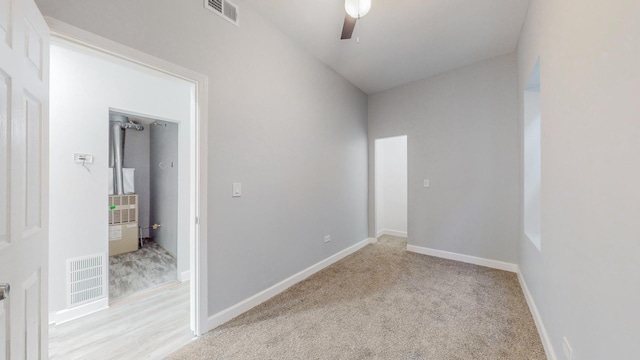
[
  {"xmin": 341, "ymin": 0, "xmax": 371, "ymax": 40},
  {"xmin": 345, "ymin": 0, "xmax": 371, "ymax": 19}
]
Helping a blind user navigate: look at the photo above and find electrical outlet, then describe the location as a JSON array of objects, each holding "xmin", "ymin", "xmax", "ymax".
[
  {"xmin": 324, "ymin": 235, "xmax": 331, "ymax": 243},
  {"xmin": 562, "ymin": 337, "xmax": 573, "ymax": 360},
  {"xmin": 424, "ymin": 179, "xmax": 430, "ymax": 188}
]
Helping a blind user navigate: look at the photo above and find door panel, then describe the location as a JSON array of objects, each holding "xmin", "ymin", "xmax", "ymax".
[
  {"xmin": 0, "ymin": 0, "xmax": 10, "ymax": 46},
  {"xmin": 24, "ymin": 273, "xmax": 40, "ymax": 360},
  {"xmin": 24, "ymin": 18, "xmax": 42, "ymax": 78},
  {"xmin": 0, "ymin": 298, "xmax": 6, "ymax": 360},
  {"xmin": 0, "ymin": 0, "xmax": 49, "ymax": 358},
  {"xmin": 24, "ymin": 92, "xmax": 41, "ymax": 235},
  {"xmin": 0, "ymin": 73, "xmax": 8, "ymax": 248}
]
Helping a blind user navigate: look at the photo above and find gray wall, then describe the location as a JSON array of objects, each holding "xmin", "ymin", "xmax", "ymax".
[
  {"xmin": 37, "ymin": 0, "xmax": 369, "ymax": 315},
  {"xmin": 149, "ymin": 122, "xmax": 179, "ymax": 261},
  {"xmin": 122, "ymin": 120, "xmax": 182, "ymax": 273},
  {"xmin": 517, "ymin": 0, "xmax": 640, "ymax": 358},
  {"xmin": 122, "ymin": 127, "xmax": 150, "ymax": 237},
  {"xmin": 368, "ymin": 53, "xmax": 519, "ymax": 263}
]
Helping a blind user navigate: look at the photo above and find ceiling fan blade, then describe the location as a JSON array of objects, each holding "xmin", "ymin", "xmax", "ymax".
[{"xmin": 341, "ymin": 15, "xmax": 357, "ymax": 40}]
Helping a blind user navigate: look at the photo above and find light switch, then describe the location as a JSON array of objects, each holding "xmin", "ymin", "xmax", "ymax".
[
  {"xmin": 232, "ymin": 182, "xmax": 242, "ymax": 197},
  {"xmin": 424, "ymin": 179, "xmax": 430, "ymax": 188}
]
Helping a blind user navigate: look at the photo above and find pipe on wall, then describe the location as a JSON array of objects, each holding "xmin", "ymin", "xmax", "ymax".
[
  {"xmin": 109, "ymin": 113, "xmax": 143, "ymax": 195},
  {"xmin": 111, "ymin": 121, "xmax": 125, "ymax": 194}
]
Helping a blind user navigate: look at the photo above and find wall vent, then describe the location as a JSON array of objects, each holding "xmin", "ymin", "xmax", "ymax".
[
  {"xmin": 204, "ymin": 0, "xmax": 239, "ymax": 26},
  {"xmin": 66, "ymin": 253, "xmax": 107, "ymax": 308}
]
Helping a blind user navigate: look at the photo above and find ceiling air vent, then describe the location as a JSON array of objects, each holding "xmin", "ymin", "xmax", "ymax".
[{"xmin": 204, "ymin": 0, "xmax": 239, "ymax": 26}]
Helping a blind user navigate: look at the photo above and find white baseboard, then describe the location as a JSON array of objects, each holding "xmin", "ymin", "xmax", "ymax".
[
  {"xmin": 376, "ymin": 229, "xmax": 408, "ymax": 238},
  {"xmin": 405, "ymin": 245, "xmax": 552, "ymax": 357},
  {"xmin": 207, "ymin": 237, "xmax": 374, "ymax": 331},
  {"xmin": 517, "ymin": 268, "xmax": 557, "ymax": 360},
  {"xmin": 180, "ymin": 270, "xmax": 190, "ymax": 282},
  {"xmin": 50, "ymin": 297, "xmax": 109, "ymax": 325},
  {"xmin": 406, "ymin": 244, "xmax": 518, "ymax": 273}
]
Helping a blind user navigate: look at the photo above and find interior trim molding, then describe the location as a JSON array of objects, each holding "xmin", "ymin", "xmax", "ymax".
[
  {"xmin": 406, "ymin": 244, "xmax": 518, "ymax": 273},
  {"xmin": 376, "ymin": 229, "xmax": 407, "ymax": 238},
  {"xmin": 50, "ymin": 298, "xmax": 109, "ymax": 325},
  {"xmin": 207, "ymin": 237, "xmax": 376, "ymax": 331},
  {"xmin": 46, "ymin": 16, "xmax": 210, "ymax": 336},
  {"xmin": 517, "ymin": 268, "xmax": 558, "ymax": 360},
  {"xmin": 180, "ymin": 270, "xmax": 191, "ymax": 283}
]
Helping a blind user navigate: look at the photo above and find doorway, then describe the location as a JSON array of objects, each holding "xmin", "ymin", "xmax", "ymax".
[
  {"xmin": 374, "ymin": 136, "xmax": 408, "ymax": 239},
  {"xmin": 108, "ymin": 112, "xmax": 182, "ymax": 303},
  {"xmin": 46, "ymin": 22, "xmax": 207, "ymax": 357}
]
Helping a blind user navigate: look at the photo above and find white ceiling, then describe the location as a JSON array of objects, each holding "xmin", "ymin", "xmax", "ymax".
[{"xmin": 240, "ymin": 0, "xmax": 530, "ymax": 94}]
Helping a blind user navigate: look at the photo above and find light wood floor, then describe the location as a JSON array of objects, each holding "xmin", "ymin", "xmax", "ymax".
[{"xmin": 49, "ymin": 281, "xmax": 193, "ymax": 360}]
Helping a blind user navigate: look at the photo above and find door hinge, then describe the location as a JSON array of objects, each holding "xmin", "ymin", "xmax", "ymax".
[{"xmin": 195, "ymin": 217, "xmax": 199, "ymax": 225}]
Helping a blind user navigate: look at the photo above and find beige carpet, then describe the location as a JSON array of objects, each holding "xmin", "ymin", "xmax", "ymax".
[{"xmin": 170, "ymin": 236, "xmax": 545, "ymax": 359}]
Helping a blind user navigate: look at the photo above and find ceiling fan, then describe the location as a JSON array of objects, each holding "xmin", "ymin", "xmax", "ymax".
[{"xmin": 341, "ymin": 0, "xmax": 372, "ymax": 40}]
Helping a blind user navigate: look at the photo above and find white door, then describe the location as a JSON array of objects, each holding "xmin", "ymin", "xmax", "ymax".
[{"xmin": 0, "ymin": 0, "xmax": 49, "ymax": 358}]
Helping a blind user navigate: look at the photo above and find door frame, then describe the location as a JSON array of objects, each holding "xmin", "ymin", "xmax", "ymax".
[
  {"xmin": 373, "ymin": 135, "xmax": 408, "ymax": 239},
  {"xmin": 45, "ymin": 18, "xmax": 209, "ymax": 336}
]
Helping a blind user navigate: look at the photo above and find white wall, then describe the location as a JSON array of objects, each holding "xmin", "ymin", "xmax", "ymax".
[
  {"xmin": 523, "ymin": 80, "xmax": 541, "ymax": 248},
  {"xmin": 375, "ymin": 136, "xmax": 407, "ymax": 237},
  {"xmin": 374, "ymin": 145, "xmax": 384, "ymax": 237},
  {"xmin": 37, "ymin": 0, "xmax": 369, "ymax": 316},
  {"xmin": 149, "ymin": 122, "xmax": 179, "ymax": 261},
  {"xmin": 48, "ymin": 40, "xmax": 193, "ymax": 313},
  {"xmin": 368, "ymin": 53, "xmax": 520, "ymax": 263},
  {"xmin": 517, "ymin": 0, "xmax": 640, "ymax": 358}
]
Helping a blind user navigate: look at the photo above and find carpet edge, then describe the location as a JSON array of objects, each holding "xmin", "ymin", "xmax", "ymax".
[
  {"xmin": 406, "ymin": 244, "xmax": 518, "ymax": 272},
  {"xmin": 518, "ymin": 268, "xmax": 558, "ymax": 360},
  {"xmin": 206, "ymin": 237, "xmax": 375, "ymax": 331}
]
